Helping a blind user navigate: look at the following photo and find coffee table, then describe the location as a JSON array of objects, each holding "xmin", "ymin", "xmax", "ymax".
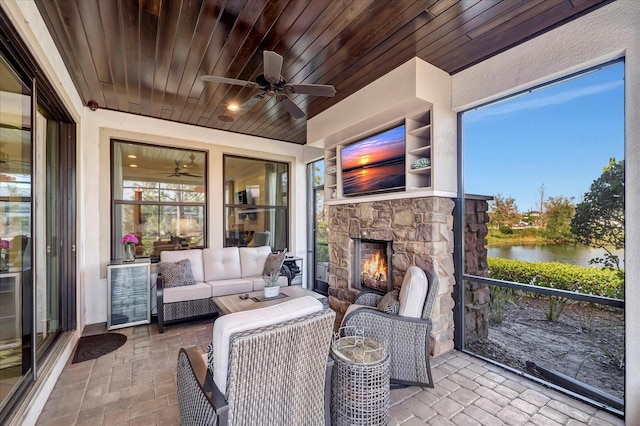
[{"xmin": 212, "ymin": 286, "xmax": 329, "ymax": 315}]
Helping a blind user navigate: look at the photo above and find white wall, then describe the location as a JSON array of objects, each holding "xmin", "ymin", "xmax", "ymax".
[{"xmin": 451, "ymin": 0, "xmax": 639, "ymax": 421}]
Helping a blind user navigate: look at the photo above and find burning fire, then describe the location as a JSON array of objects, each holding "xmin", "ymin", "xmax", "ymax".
[{"xmin": 361, "ymin": 251, "xmax": 387, "ymax": 290}]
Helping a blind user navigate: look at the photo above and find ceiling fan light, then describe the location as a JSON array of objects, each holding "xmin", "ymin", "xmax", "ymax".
[{"xmin": 227, "ymin": 104, "xmax": 240, "ymax": 112}]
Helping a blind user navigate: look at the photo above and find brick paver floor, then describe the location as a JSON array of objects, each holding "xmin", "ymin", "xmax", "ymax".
[{"xmin": 36, "ymin": 319, "xmax": 624, "ymax": 425}]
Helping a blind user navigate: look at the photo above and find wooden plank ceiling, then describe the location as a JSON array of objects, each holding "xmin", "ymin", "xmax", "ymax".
[{"xmin": 35, "ymin": 0, "xmax": 612, "ymax": 145}]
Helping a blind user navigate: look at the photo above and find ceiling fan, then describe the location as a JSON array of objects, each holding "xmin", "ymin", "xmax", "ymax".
[
  {"xmin": 168, "ymin": 160, "xmax": 202, "ymax": 178},
  {"xmin": 200, "ymin": 50, "xmax": 336, "ymax": 119}
]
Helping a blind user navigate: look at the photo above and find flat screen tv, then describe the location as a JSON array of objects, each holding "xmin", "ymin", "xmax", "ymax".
[{"xmin": 340, "ymin": 123, "xmax": 406, "ymax": 196}]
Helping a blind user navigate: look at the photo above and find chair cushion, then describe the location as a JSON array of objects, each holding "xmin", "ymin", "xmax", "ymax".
[
  {"xmin": 161, "ymin": 249, "xmax": 205, "ymax": 283},
  {"xmin": 203, "ymin": 247, "xmax": 241, "ymax": 281},
  {"xmin": 377, "ymin": 289, "xmax": 400, "ymax": 315},
  {"xmin": 262, "ymin": 251, "xmax": 286, "ymax": 276},
  {"xmin": 398, "ymin": 266, "xmax": 428, "ymax": 318},
  {"xmin": 343, "ymin": 303, "xmax": 369, "ymax": 320},
  {"xmin": 239, "ymin": 246, "xmax": 272, "ymax": 277},
  {"xmin": 212, "ymin": 296, "xmax": 323, "ymax": 395},
  {"xmin": 158, "ymin": 259, "xmax": 196, "ymax": 288},
  {"xmin": 163, "ymin": 282, "xmax": 212, "ymax": 303}
]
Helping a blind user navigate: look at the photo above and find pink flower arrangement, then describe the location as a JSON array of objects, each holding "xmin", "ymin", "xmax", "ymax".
[
  {"xmin": 120, "ymin": 233, "xmax": 139, "ymax": 245},
  {"xmin": 0, "ymin": 239, "xmax": 9, "ymax": 250}
]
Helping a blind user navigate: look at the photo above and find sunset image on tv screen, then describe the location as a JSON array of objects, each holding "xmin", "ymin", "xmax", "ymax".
[{"xmin": 341, "ymin": 124, "xmax": 405, "ymax": 196}]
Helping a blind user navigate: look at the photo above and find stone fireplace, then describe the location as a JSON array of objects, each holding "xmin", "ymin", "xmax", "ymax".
[
  {"xmin": 352, "ymin": 238, "xmax": 392, "ymax": 293},
  {"xmin": 327, "ymin": 196, "xmax": 455, "ymax": 357}
]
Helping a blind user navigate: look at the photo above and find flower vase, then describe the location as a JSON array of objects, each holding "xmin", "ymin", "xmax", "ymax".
[
  {"xmin": 263, "ymin": 286, "xmax": 280, "ymax": 298},
  {"xmin": 0, "ymin": 250, "xmax": 7, "ymax": 271},
  {"xmin": 123, "ymin": 243, "xmax": 135, "ymax": 262}
]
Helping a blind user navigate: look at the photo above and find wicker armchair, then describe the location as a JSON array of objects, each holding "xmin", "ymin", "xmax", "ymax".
[
  {"xmin": 177, "ymin": 302, "xmax": 336, "ymax": 426},
  {"xmin": 341, "ymin": 266, "xmax": 439, "ymax": 388}
]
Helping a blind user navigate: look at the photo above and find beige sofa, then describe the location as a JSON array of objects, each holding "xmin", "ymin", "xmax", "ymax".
[{"xmin": 156, "ymin": 246, "xmax": 288, "ymax": 332}]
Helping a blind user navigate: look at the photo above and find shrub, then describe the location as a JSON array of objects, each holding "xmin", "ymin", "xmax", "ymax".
[
  {"xmin": 499, "ymin": 226, "xmax": 513, "ymax": 234},
  {"xmin": 487, "ymin": 257, "xmax": 624, "ymax": 299}
]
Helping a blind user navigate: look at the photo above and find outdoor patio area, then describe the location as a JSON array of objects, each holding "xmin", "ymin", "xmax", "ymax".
[{"xmin": 34, "ymin": 319, "xmax": 624, "ymax": 426}]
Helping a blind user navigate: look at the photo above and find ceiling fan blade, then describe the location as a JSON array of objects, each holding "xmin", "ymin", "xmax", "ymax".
[
  {"xmin": 263, "ymin": 50, "xmax": 283, "ymax": 84},
  {"xmin": 276, "ymin": 94, "xmax": 305, "ymax": 119},
  {"xmin": 180, "ymin": 172, "xmax": 203, "ymax": 178},
  {"xmin": 285, "ymin": 83, "xmax": 336, "ymax": 97},
  {"xmin": 238, "ymin": 93, "xmax": 266, "ymax": 113},
  {"xmin": 200, "ymin": 75, "xmax": 259, "ymax": 89}
]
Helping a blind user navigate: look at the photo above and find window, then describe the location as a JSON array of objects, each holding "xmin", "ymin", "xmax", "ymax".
[
  {"xmin": 459, "ymin": 60, "xmax": 625, "ymax": 413},
  {"xmin": 223, "ymin": 155, "xmax": 288, "ymax": 251},
  {"xmin": 111, "ymin": 141, "xmax": 207, "ymax": 260}
]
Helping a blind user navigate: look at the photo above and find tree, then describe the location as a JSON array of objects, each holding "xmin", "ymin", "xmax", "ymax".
[
  {"xmin": 489, "ymin": 194, "xmax": 520, "ymax": 228},
  {"xmin": 536, "ymin": 183, "xmax": 546, "ymax": 227},
  {"xmin": 570, "ymin": 158, "xmax": 624, "ymax": 271},
  {"xmin": 541, "ymin": 196, "xmax": 575, "ymax": 242}
]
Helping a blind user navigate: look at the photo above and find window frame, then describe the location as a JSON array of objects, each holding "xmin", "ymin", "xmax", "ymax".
[
  {"xmin": 454, "ymin": 58, "xmax": 626, "ymax": 415},
  {"xmin": 110, "ymin": 140, "xmax": 208, "ymax": 261},
  {"xmin": 222, "ymin": 154, "xmax": 289, "ymax": 250}
]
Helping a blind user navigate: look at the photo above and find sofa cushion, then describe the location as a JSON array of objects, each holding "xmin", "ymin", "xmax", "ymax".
[
  {"xmin": 398, "ymin": 266, "xmax": 428, "ymax": 318},
  {"xmin": 208, "ymin": 278, "xmax": 254, "ymax": 297},
  {"xmin": 158, "ymin": 259, "xmax": 196, "ymax": 288},
  {"xmin": 161, "ymin": 249, "xmax": 205, "ymax": 283},
  {"xmin": 203, "ymin": 247, "xmax": 241, "ymax": 281},
  {"xmin": 262, "ymin": 251, "xmax": 286, "ymax": 276},
  {"xmin": 212, "ymin": 296, "xmax": 323, "ymax": 395},
  {"xmin": 163, "ymin": 282, "xmax": 212, "ymax": 303},
  {"xmin": 239, "ymin": 246, "xmax": 271, "ymax": 278},
  {"xmin": 377, "ymin": 289, "xmax": 400, "ymax": 315}
]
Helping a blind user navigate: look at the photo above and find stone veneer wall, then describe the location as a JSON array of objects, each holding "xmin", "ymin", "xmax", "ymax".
[
  {"xmin": 327, "ymin": 197, "xmax": 455, "ymax": 357},
  {"xmin": 463, "ymin": 197, "xmax": 491, "ymax": 343}
]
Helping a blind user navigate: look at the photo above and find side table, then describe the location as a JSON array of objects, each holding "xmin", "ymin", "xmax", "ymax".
[{"xmin": 330, "ymin": 334, "xmax": 390, "ymax": 426}]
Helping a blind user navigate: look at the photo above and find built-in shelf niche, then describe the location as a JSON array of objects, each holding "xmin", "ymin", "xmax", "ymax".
[
  {"xmin": 324, "ymin": 109, "xmax": 432, "ymax": 202},
  {"xmin": 405, "ymin": 110, "xmax": 432, "ymax": 190}
]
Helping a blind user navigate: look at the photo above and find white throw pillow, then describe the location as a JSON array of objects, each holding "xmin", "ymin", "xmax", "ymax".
[{"xmin": 398, "ymin": 266, "xmax": 428, "ymax": 318}]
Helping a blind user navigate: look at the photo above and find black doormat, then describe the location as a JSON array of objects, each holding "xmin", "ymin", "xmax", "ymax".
[{"xmin": 72, "ymin": 333, "xmax": 127, "ymax": 364}]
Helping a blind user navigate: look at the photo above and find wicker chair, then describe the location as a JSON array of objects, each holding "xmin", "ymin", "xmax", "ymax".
[
  {"xmin": 177, "ymin": 300, "xmax": 336, "ymax": 426},
  {"xmin": 341, "ymin": 266, "xmax": 439, "ymax": 388}
]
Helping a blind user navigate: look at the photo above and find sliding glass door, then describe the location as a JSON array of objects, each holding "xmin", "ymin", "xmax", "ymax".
[
  {"xmin": 0, "ymin": 54, "xmax": 32, "ymax": 412},
  {"xmin": 0, "ymin": 21, "xmax": 76, "ymax": 419}
]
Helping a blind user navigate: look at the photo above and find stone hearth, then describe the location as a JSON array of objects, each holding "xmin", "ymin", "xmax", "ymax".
[{"xmin": 327, "ymin": 196, "xmax": 455, "ymax": 356}]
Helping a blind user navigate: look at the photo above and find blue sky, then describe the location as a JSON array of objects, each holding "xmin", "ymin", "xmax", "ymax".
[{"xmin": 463, "ymin": 61, "xmax": 624, "ymax": 212}]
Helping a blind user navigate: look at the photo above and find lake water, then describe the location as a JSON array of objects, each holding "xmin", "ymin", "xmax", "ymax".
[{"xmin": 487, "ymin": 244, "xmax": 625, "ymax": 268}]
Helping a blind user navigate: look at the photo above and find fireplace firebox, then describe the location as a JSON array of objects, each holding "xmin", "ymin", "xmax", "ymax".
[{"xmin": 352, "ymin": 239, "xmax": 392, "ymax": 293}]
